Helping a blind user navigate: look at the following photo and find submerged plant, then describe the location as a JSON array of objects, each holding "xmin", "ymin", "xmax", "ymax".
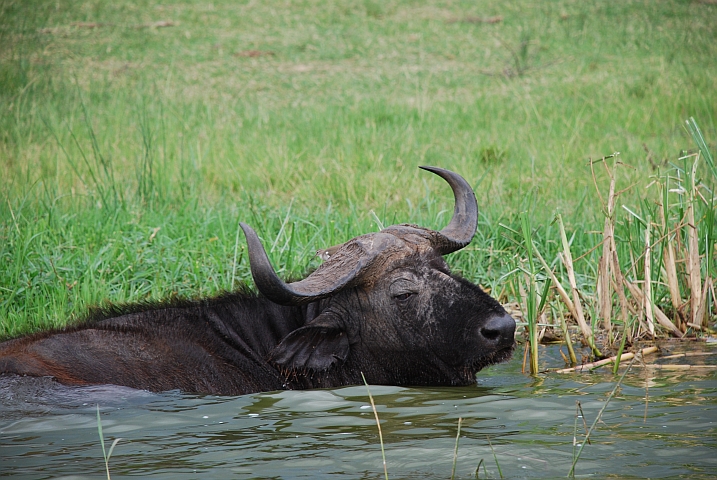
[
  {"xmin": 568, "ymin": 355, "xmax": 637, "ymax": 477},
  {"xmin": 362, "ymin": 373, "xmax": 388, "ymax": 480},
  {"xmin": 96, "ymin": 405, "xmax": 121, "ymax": 480}
]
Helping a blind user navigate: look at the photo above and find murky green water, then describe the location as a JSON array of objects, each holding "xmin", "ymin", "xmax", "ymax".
[{"xmin": 1, "ymin": 344, "xmax": 716, "ymax": 479}]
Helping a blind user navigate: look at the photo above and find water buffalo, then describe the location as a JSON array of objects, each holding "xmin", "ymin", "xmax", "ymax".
[{"xmin": 0, "ymin": 167, "xmax": 515, "ymax": 395}]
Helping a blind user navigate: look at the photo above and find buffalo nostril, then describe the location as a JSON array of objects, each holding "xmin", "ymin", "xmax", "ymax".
[
  {"xmin": 481, "ymin": 327, "xmax": 501, "ymax": 341},
  {"xmin": 480, "ymin": 313, "xmax": 516, "ymax": 343}
]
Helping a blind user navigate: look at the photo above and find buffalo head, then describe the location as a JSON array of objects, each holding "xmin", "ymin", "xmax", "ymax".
[{"xmin": 241, "ymin": 166, "xmax": 515, "ymax": 388}]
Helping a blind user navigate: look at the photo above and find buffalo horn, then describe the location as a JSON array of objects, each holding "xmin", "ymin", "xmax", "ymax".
[
  {"xmin": 242, "ymin": 223, "xmax": 400, "ymax": 306},
  {"xmin": 241, "ymin": 166, "xmax": 477, "ymax": 305},
  {"xmin": 419, "ymin": 166, "xmax": 478, "ymax": 255}
]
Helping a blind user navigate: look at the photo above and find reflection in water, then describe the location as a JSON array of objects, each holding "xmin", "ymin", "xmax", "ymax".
[{"xmin": 1, "ymin": 345, "xmax": 715, "ymax": 479}]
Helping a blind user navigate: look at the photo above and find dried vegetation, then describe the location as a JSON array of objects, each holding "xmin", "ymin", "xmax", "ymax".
[{"xmin": 515, "ymin": 119, "xmax": 716, "ymax": 373}]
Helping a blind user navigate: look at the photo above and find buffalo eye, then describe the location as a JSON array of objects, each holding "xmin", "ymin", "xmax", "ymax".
[
  {"xmin": 390, "ymin": 275, "xmax": 418, "ymax": 304},
  {"xmin": 393, "ymin": 292, "xmax": 414, "ymax": 302}
]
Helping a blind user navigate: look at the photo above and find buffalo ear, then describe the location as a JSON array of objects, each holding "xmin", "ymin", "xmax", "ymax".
[{"xmin": 268, "ymin": 317, "xmax": 349, "ymax": 372}]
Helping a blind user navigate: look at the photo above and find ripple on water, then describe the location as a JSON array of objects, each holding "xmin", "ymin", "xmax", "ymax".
[{"xmin": 1, "ymin": 344, "xmax": 716, "ymax": 479}]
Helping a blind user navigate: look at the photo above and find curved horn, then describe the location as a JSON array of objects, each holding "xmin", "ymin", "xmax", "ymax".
[
  {"xmin": 419, "ymin": 166, "xmax": 478, "ymax": 255},
  {"xmin": 241, "ymin": 223, "xmax": 400, "ymax": 306},
  {"xmin": 241, "ymin": 167, "xmax": 476, "ymax": 304}
]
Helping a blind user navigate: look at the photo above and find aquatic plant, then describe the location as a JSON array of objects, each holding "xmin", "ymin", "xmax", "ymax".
[{"xmin": 96, "ymin": 405, "xmax": 121, "ymax": 480}]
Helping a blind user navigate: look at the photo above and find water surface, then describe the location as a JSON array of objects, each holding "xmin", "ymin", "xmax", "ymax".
[{"xmin": 1, "ymin": 343, "xmax": 715, "ymax": 479}]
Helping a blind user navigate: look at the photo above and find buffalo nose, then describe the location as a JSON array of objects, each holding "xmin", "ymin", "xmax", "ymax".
[{"xmin": 480, "ymin": 313, "xmax": 516, "ymax": 346}]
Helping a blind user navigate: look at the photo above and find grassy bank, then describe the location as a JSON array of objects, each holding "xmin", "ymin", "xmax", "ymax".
[{"xmin": 1, "ymin": 0, "xmax": 716, "ymax": 357}]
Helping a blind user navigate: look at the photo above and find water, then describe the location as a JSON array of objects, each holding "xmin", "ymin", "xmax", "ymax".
[{"xmin": 1, "ymin": 343, "xmax": 716, "ymax": 479}]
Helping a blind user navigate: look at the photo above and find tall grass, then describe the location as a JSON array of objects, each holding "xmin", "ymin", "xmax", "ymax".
[
  {"xmin": 519, "ymin": 136, "xmax": 716, "ymax": 368},
  {"xmin": 1, "ymin": 0, "xmax": 716, "ymax": 357}
]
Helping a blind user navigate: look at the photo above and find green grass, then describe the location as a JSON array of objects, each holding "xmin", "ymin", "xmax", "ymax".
[{"xmin": 1, "ymin": 0, "xmax": 716, "ymax": 342}]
